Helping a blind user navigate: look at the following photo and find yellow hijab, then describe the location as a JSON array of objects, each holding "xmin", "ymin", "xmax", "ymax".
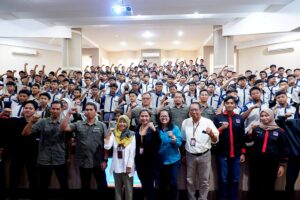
[{"xmin": 115, "ymin": 115, "xmax": 134, "ymax": 147}]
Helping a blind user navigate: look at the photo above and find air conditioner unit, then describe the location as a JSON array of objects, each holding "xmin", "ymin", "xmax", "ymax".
[
  {"xmin": 267, "ymin": 44, "xmax": 294, "ymax": 53},
  {"xmin": 142, "ymin": 52, "xmax": 160, "ymax": 58},
  {"xmin": 12, "ymin": 49, "xmax": 38, "ymax": 56}
]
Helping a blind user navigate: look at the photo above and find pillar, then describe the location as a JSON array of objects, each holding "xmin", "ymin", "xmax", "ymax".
[
  {"xmin": 213, "ymin": 25, "xmax": 234, "ymax": 72},
  {"xmin": 62, "ymin": 28, "xmax": 82, "ymax": 71}
]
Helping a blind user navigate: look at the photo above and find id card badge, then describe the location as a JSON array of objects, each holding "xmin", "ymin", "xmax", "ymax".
[
  {"xmin": 117, "ymin": 146, "xmax": 123, "ymax": 159},
  {"xmin": 139, "ymin": 147, "xmax": 144, "ymax": 155},
  {"xmin": 190, "ymin": 138, "xmax": 196, "ymax": 146}
]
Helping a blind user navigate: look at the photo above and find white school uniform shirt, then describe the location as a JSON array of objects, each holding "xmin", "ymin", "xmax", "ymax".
[
  {"xmin": 242, "ymin": 101, "xmax": 269, "ymax": 128},
  {"xmin": 185, "ymin": 91, "xmax": 199, "ymax": 106},
  {"xmin": 236, "ymin": 86, "xmax": 250, "ymax": 108},
  {"xmin": 150, "ymin": 92, "xmax": 165, "ymax": 108},
  {"xmin": 104, "ymin": 134, "xmax": 136, "ymax": 177},
  {"xmin": 288, "ymin": 86, "xmax": 300, "ymax": 104},
  {"xmin": 103, "ymin": 94, "xmax": 119, "ymax": 113},
  {"xmin": 275, "ymin": 105, "xmax": 296, "ymax": 120},
  {"xmin": 141, "ymin": 82, "xmax": 153, "ymax": 93},
  {"xmin": 48, "ymin": 91, "xmax": 62, "ymax": 102},
  {"xmin": 208, "ymin": 93, "xmax": 221, "ymax": 111},
  {"xmin": 11, "ymin": 101, "xmax": 23, "ymax": 117},
  {"xmin": 181, "ymin": 117, "xmax": 219, "ymax": 154}
]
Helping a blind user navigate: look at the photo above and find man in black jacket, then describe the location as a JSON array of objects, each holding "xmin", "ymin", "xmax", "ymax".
[{"xmin": 213, "ymin": 96, "xmax": 246, "ymax": 200}]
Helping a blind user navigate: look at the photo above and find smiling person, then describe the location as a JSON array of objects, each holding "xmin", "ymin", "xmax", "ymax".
[
  {"xmin": 246, "ymin": 108, "xmax": 288, "ymax": 200},
  {"xmin": 213, "ymin": 96, "xmax": 246, "ymax": 200},
  {"xmin": 157, "ymin": 109, "xmax": 182, "ymax": 200},
  {"xmin": 104, "ymin": 115, "xmax": 136, "ymax": 200},
  {"xmin": 22, "ymin": 101, "xmax": 69, "ymax": 194},
  {"xmin": 0, "ymin": 100, "xmax": 39, "ymax": 199},
  {"xmin": 135, "ymin": 109, "xmax": 161, "ymax": 200},
  {"xmin": 181, "ymin": 102, "xmax": 219, "ymax": 200}
]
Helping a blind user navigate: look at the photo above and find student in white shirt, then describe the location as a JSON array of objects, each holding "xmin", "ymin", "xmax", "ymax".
[
  {"xmin": 273, "ymin": 91, "xmax": 296, "ymax": 120},
  {"xmin": 104, "ymin": 115, "xmax": 136, "ymax": 200}
]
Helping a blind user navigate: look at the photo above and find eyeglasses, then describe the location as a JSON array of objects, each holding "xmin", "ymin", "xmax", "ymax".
[
  {"xmin": 160, "ymin": 115, "xmax": 169, "ymax": 118},
  {"xmin": 190, "ymin": 109, "xmax": 200, "ymax": 112}
]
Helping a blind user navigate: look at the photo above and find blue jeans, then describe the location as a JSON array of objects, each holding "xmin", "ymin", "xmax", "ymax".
[
  {"xmin": 216, "ymin": 155, "xmax": 240, "ymax": 200},
  {"xmin": 159, "ymin": 160, "xmax": 180, "ymax": 200}
]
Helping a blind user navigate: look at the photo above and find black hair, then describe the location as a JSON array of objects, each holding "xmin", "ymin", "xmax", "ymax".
[
  {"xmin": 84, "ymin": 102, "xmax": 97, "ymax": 111},
  {"xmin": 199, "ymin": 89, "xmax": 209, "ymax": 95},
  {"xmin": 39, "ymin": 92, "xmax": 51, "ymax": 100},
  {"xmin": 51, "ymin": 100, "xmax": 63, "ymax": 108},
  {"xmin": 32, "ymin": 83, "xmax": 40, "ymax": 89},
  {"xmin": 109, "ymin": 83, "xmax": 118, "ymax": 88},
  {"xmin": 223, "ymin": 96, "xmax": 237, "ymax": 104},
  {"xmin": 275, "ymin": 91, "xmax": 287, "ymax": 97},
  {"xmin": 23, "ymin": 100, "xmax": 38, "ymax": 110},
  {"xmin": 157, "ymin": 109, "xmax": 174, "ymax": 131},
  {"xmin": 18, "ymin": 89, "xmax": 30, "ymax": 96},
  {"xmin": 226, "ymin": 89, "xmax": 238, "ymax": 95},
  {"xmin": 249, "ymin": 87, "xmax": 261, "ymax": 94}
]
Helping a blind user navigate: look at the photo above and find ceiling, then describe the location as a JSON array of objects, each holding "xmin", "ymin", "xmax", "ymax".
[{"xmin": 0, "ymin": 0, "xmax": 295, "ymax": 51}]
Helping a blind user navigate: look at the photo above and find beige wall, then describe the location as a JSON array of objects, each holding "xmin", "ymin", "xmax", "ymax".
[
  {"xmin": 237, "ymin": 40, "xmax": 300, "ymax": 74},
  {"xmin": 160, "ymin": 50, "xmax": 198, "ymax": 65},
  {"xmin": 107, "ymin": 50, "xmax": 141, "ymax": 66},
  {"xmin": 0, "ymin": 44, "xmax": 62, "ymax": 74}
]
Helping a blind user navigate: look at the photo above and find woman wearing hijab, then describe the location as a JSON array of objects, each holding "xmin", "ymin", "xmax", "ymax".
[
  {"xmin": 135, "ymin": 109, "xmax": 161, "ymax": 200},
  {"xmin": 104, "ymin": 115, "xmax": 136, "ymax": 200},
  {"xmin": 246, "ymin": 108, "xmax": 289, "ymax": 200},
  {"xmin": 61, "ymin": 98, "xmax": 73, "ymax": 121}
]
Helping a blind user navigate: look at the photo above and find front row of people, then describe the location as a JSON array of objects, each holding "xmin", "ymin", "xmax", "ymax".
[{"xmin": 0, "ymin": 96, "xmax": 297, "ymax": 200}]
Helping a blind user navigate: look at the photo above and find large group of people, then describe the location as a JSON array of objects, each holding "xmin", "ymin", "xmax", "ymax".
[{"xmin": 0, "ymin": 59, "xmax": 300, "ymax": 200}]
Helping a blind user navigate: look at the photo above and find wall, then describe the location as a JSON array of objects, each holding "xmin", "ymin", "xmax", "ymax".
[
  {"xmin": 160, "ymin": 50, "xmax": 198, "ymax": 65},
  {"xmin": 0, "ymin": 44, "xmax": 62, "ymax": 74},
  {"xmin": 237, "ymin": 40, "xmax": 300, "ymax": 74},
  {"xmin": 107, "ymin": 50, "xmax": 141, "ymax": 66},
  {"xmin": 82, "ymin": 48, "xmax": 99, "ymax": 66}
]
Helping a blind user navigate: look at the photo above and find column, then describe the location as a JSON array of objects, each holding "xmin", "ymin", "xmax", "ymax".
[
  {"xmin": 62, "ymin": 28, "xmax": 82, "ymax": 71},
  {"xmin": 213, "ymin": 25, "xmax": 234, "ymax": 72}
]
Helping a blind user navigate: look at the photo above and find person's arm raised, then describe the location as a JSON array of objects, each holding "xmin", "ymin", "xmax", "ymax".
[{"xmin": 59, "ymin": 107, "xmax": 77, "ymax": 132}]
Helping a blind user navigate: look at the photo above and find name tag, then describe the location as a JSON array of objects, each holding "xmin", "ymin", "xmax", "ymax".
[
  {"xmin": 273, "ymin": 131, "xmax": 278, "ymax": 137},
  {"xmin": 93, "ymin": 127, "xmax": 100, "ymax": 132}
]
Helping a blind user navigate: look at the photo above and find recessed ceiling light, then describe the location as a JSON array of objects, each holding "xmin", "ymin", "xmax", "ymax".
[
  {"xmin": 173, "ymin": 40, "xmax": 181, "ymax": 45},
  {"xmin": 145, "ymin": 41, "xmax": 155, "ymax": 46},
  {"xmin": 120, "ymin": 41, "xmax": 127, "ymax": 46},
  {"xmin": 142, "ymin": 31, "xmax": 154, "ymax": 39},
  {"xmin": 178, "ymin": 31, "xmax": 183, "ymax": 37}
]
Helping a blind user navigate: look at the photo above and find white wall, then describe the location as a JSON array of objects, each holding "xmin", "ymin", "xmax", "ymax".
[
  {"xmin": 237, "ymin": 40, "xmax": 300, "ymax": 74},
  {"xmin": 0, "ymin": 44, "xmax": 62, "ymax": 74}
]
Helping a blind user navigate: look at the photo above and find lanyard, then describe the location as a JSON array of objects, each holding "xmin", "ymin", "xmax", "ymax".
[{"xmin": 192, "ymin": 121, "xmax": 200, "ymax": 137}]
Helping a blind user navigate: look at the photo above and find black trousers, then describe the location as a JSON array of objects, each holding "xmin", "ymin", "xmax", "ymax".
[
  {"xmin": 136, "ymin": 166, "xmax": 158, "ymax": 200},
  {"xmin": 249, "ymin": 154, "xmax": 279, "ymax": 200},
  {"xmin": 285, "ymin": 157, "xmax": 300, "ymax": 200},
  {"xmin": 0, "ymin": 159, "xmax": 6, "ymax": 200},
  {"xmin": 39, "ymin": 164, "xmax": 69, "ymax": 190},
  {"xmin": 9, "ymin": 157, "xmax": 38, "ymax": 190},
  {"xmin": 79, "ymin": 166, "xmax": 107, "ymax": 190}
]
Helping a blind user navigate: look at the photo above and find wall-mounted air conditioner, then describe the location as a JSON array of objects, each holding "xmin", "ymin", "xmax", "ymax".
[
  {"xmin": 267, "ymin": 44, "xmax": 294, "ymax": 53},
  {"xmin": 142, "ymin": 52, "xmax": 160, "ymax": 58},
  {"xmin": 12, "ymin": 48, "xmax": 38, "ymax": 56}
]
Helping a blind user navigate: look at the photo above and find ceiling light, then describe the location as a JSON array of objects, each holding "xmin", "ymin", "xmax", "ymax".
[
  {"xmin": 173, "ymin": 40, "xmax": 181, "ymax": 45},
  {"xmin": 178, "ymin": 31, "xmax": 183, "ymax": 37},
  {"xmin": 194, "ymin": 12, "xmax": 199, "ymax": 15},
  {"xmin": 120, "ymin": 41, "xmax": 127, "ymax": 46},
  {"xmin": 142, "ymin": 31, "xmax": 154, "ymax": 39},
  {"xmin": 112, "ymin": 5, "xmax": 124, "ymax": 15},
  {"xmin": 145, "ymin": 41, "xmax": 154, "ymax": 46}
]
